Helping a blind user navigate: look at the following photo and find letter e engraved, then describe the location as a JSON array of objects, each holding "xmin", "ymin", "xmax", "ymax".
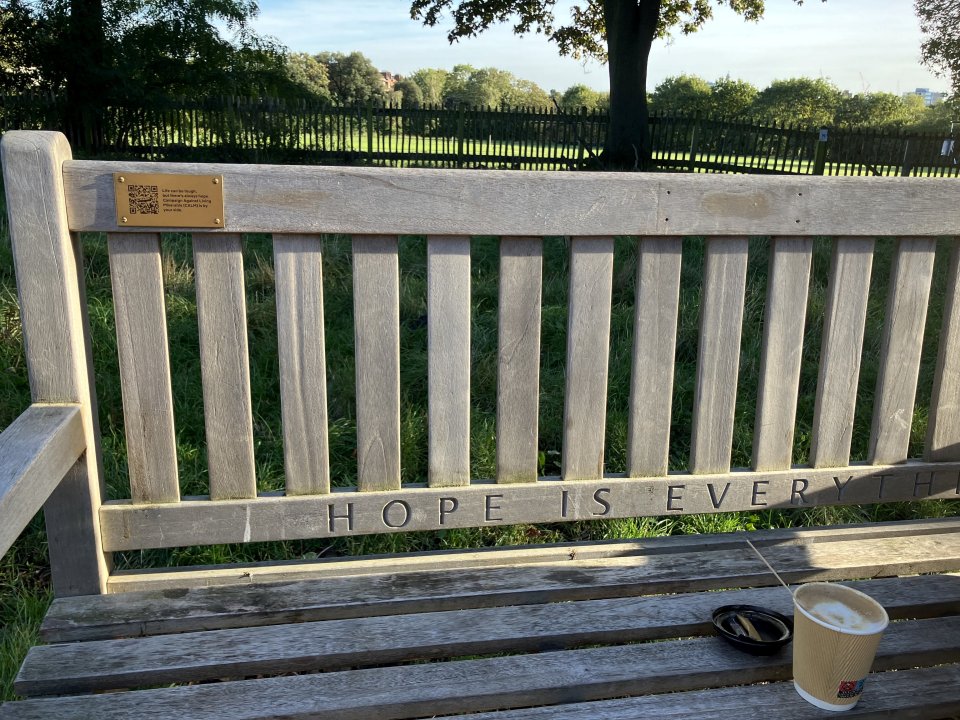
[
  {"xmin": 561, "ymin": 489, "xmax": 570, "ymax": 518},
  {"xmin": 791, "ymin": 478, "xmax": 809, "ymax": 506},
  {"xmin": 439, "ymin": 497, "xmax": 459, "ymax": 525},
  {"xmin": 592, "ymin": 489, "xmax": 611, "ymax": 516},
  {"xmin": 834, "ymin": 475, "xmax": 853, "ymax": 501},
  {"xmin": 707, "ymin": 482, "xmax": 731, "ymax": 509},
  {"xmin": 485, "ymin": 494, "xmax": 504, "ymax": 522},
  {"xmin": 914, "ymin": 472, "xmax": 934, "ymax": 497},
  {"xmin": 328, "ymin": 503, "xmax": 355, "ymax": 532},
  {"xmin": 751, "ymin": 481, "xmax": 769, "ymax": 507},
  {"xmin": 382, "ymin": 499, "xmax": 411, "ymax": 529},
  {"xmin": 667, "ymin": 485, "xmax": 684, "ymax": 512}
]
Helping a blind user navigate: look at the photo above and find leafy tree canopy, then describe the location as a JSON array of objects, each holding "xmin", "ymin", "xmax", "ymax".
[
  {"xmin": 286, "ymin": 52, "xmax": 332, "ymax": 101},
  {"xmin": 752, "ymin": 77, "xmax": 841, "ymax": 127},
  {"xmin": 709, "ymin": 75, "xmax": 758, "ymax": 117},
  {"xmin": 316, "ymin": 51, "xmax": 388, "ymax": 105},
  {"xmin": 650, "ymin": 74, "xmax": 712, "ymax": 114},
  {"xmin": 916, "ymin": 0, "xmax": 960, "ymax": 102},
  {"xmin": 558, "ymin": 83, "xmax": 608, "ymax": 112}
]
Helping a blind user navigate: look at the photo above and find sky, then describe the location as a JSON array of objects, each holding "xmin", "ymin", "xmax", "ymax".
[{"xmin": 247, "ymin": 1, "xmax": 946, "ymax": 96}]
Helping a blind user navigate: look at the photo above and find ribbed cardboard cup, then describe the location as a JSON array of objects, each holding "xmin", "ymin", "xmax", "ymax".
[{"xmin": 792, "ymin": 583, "xmax": 889, "ymax": 711}]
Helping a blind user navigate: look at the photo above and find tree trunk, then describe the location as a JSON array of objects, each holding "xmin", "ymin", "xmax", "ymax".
[
  {"xmin": 66, "ymin": 0, "xmax": 107, "ymax": 150},
  {"xmin": 601, "ymin": 0, "xmax": 660, "ymax": 170}
]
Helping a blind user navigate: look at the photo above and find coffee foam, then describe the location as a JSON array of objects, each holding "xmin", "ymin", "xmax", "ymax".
[{"xmin": 805, "ymin": 599, "xmax": 885, "ymax": 633}]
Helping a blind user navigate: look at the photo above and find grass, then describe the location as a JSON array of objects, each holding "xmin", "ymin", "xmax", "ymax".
[{"xmin": 1, "ymin": 192, "xmax": 959, "ymax": 700}]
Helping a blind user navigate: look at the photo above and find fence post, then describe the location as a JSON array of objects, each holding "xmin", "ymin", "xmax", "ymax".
[
  {"xmin": 812, "ymin": 127, "xmax": 829, "ymax": 175},
  {"xmin": 456, "ymin": 104, "xmax": 466, "ymax": 168},
  {"xmin": 687, "ymin": 114, "xmax": 700, "ymax": 173},
  {"xmin": 900, "ymin": 137, "xmax": 913, "ymax": 177},
  {"xmin": 366, "ymin": 102, "xmax": 375, "ymax": 164}
]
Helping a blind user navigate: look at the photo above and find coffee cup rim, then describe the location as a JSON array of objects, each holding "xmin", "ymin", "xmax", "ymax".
[{"xmin": 793, "ymin": 582, "xmax": 889, "ymax": 636}]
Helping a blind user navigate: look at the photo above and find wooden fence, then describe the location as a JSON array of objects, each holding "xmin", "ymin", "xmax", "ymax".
[{"xmin": 1, "ymin": 93, "xmax": 957, "ymax": 176}]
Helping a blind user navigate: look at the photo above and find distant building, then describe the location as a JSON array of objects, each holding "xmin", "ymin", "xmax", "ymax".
[
  {"xmin": 907, "ymin": 87, "xmax": 948, "ymax": 106},
  {"xmin": 381, "ymin": 72, "xmax": 398, "ymax": 91}
]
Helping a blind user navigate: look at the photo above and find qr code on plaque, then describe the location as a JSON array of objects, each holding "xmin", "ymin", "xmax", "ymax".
[{"xmin": 127, "ymin": 184, "xmax": 160, "ymax": 215}]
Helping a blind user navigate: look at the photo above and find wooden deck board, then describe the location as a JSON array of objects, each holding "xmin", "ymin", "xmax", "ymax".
[
  {"xmin": 41, "ymin": 528, "xmax": 960, "ymax": 642},
  {"xmin": 17, "ymin": 574, "xmax": 960, "ymax": 696},
  {"xmin": 6, "ymin": 617, "xmax": 960, "ymax": 719}
]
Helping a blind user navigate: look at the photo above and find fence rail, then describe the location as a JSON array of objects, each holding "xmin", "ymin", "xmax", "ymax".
[{"xmin": 1, "ymin": 94, "xmax": 957, "ymax": 176}]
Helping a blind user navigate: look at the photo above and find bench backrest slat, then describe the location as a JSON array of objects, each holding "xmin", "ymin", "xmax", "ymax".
[
  {"xmin": 195, "ymin": 233, "xmax": 258, "ymax": 500},
  {"xmin": 353, "ymin": 234, "xmax": 402, "ymax": 492},
  {"xmin": 427, "ymin": 235, "xmax": 472, "ymax": 487},
  {"xmin": 627, "ymin": 237, "xmax": 682, "ymax": 478},
  {"xmin": 753, "ymin": 236, "xmax": 814, "ymax": 472},
  {"xmin": 690, "ymin": 236, "xmax": 750, "ymax": 474},
  {"xmin": 496, "ymin": 237, "xmax": 543, "ymax": 484},
  {"xmin": 107, "ymin": 232, "xmax": 179, "ymax": 503},
  {"xmin": 274, "ymin": 234, "xmax": 331, "ymax": 495},
  {"xmin": 869, "ymin": 238, "xmax": 937, "ymax": 465},
  {"xmin": 926, "ymin": 244, "xmax": 960, "ymax": 462},
  {"xmin": 562, "ymin": 236, "xmax": 614, "ymax": 481},
  {"xmin": 809, "ymin": 237, "xmax": 875, "ymax": 468}
]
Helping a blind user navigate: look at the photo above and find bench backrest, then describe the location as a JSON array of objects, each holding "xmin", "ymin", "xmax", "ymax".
[{"xmin": 3, "ymin": 130, "xmax": 960, "ymax": 596}]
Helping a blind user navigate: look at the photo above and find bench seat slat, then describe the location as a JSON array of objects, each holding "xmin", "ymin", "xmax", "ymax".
[
  {"xmin": 627, "ymin": 236, "xmax": 682, "ymax": 477},
  {"xmin": 353, "ymin": 235, "xmax": 401, "ymax": 491},
  {"xmin": 810, "ymin": 237, "xmax": 875, "ymax": 468},
  {"xmin": 428, "ymin": 235, "xmax": 471, "ymax": 487},
  {"xmin": 752, "ymin": 236, "xmax": 813, "ymax": 471},
  {"xmin": 434, "ymin": 665, "xmax": 960, "ymax": 720},
  {"xmin": 497, "ymin": 237, "xmax": 542, "ymax": 483},
  {"xmin": 562, "ymin": 237, "xmax": 614, "ymax": 480},
  {"xmin": 274, "ymin": 235, "xmax": 330, "ymax": 495},
  {"xmin": 869, "ymin": 237, "xmax": 937, "ymax": 465},
  {"xmin": 194, "ymin": 233, "xmax": 257, "ymax": 500},
  {"xmin": 690, "ymin": 236, "xmax": 749, "ymax": 474},
  {"xmin": 40, "ymin": 529, "xmax": 960, "ymax": 642},
  {"xmin": 108, "ymin": 233, "xmax": 179, "ymax": 503},
  {"xmin": 16, "ymin": 573, "xmax": 960, "ymax": 697},
  {"xmin": 7, "ymin": 616, "xmax": 960, "ymax": 720}
]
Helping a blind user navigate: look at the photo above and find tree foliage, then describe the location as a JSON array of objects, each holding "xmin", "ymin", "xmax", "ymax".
[
  {"xmin": 316, "ymin": 51, "xmax": 388, "ymax": 105},
  {"xmin": 286, "ymin": 52, "xmax": 332, "ymax": 102},
  {"xmin": 916, "ymin": 0, "xmax": 960, "ymax": 101},
  {"xmin": 558, "ymin": 83, "xmax": 608, "ymax": 112},
  {"xmin": 752, "ymin": 77, "xmax": 841, "ymax": 127},
  {"xmin": 650, "ymin": 74, "xmax": 712, "ymax": 114}
]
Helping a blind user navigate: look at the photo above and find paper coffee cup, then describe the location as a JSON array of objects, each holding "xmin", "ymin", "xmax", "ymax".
[{"xmin": 792, "ymin": 583, "xmax": 889, "ymax": 711}]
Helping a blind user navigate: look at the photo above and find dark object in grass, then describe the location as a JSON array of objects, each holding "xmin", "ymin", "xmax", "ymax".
[{"xmin": 712, "ymin": 605, "xmax": 793, "ymax": 655}]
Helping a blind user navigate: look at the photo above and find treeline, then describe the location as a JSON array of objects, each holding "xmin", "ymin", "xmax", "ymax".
[{"xmin": 277, "ymin": 53, "xmax": 955, "ymax": 134}]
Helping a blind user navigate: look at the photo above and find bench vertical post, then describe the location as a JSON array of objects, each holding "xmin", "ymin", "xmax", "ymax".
[{"xmin": 0, "ymin": 131, "xmax": 110, "ymax": 596}]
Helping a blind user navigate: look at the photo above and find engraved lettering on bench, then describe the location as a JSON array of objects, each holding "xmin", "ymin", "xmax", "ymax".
[
  {"xmin": 834, "ymin": 475, "xmax": 854, "ymax": 500},
  {"xmin": 439, "ymin": 497, "xmax": 459, "ymax": 525},
  {"xmin": 485, "ymin": 494, "xmax": 503, "ymax": 522},
  {"xmin": 381, "ymin": 499, "xmax": 411, "ymax": 528},
  {"xmin": 707, "ymin": 482, "xmax": 731, "ymax": 509},
  {"xmin": 878, "ymin": 474, "xmax": 892, "ymax": 499},
  {"xmin": 592, "ymin": 488, "xmax": 611, "ymax": 516},
  {"xmin": 560, "ymin": 489, "xmax": 570, "ymax": 518},
  {"xmin": 328, "ymin": 503, "xmax": 354, "ymax": 532},
  {"xmin": 791, "ymin": 478, "xmax": 809, "ymax": 505},
  {"xmin": 914, "ymin": 471, "xmax": 934, "ymax": 497},
  {"xmin": 751, "ymin": 480, "xmax": 769, "ymax": 506},
  {"xmin": 667, "ymin": 484, "xmax": 684, "ymax": 512}
]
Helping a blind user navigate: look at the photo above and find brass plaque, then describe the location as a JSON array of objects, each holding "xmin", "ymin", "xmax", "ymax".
[{"xmin": 114, "ymin": 173, "xmax": 225, "ymax": 228}]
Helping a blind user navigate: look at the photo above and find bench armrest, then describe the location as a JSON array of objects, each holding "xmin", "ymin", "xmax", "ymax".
[{"xmin": 0, "ymin": 404, "xmax": 85, "ymax": 558}]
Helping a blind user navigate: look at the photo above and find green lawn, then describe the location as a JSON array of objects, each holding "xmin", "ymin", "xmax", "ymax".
[{"xmin": 1, "ymin": 197, "xmax": 958, "ymax": 699}]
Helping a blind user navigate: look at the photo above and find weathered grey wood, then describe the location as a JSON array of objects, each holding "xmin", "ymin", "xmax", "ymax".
[
  {"xmin": 627, "ymin": 237, "xmax": 682, "ymax": 476},
  {"xmin": 436, "ymin": 665, "xmax": 960, "ymax": 719},
  {"xmin": 926, "ymin": 242, "xmax": 960, "ymax": 461},
  {"xmin": 496, "ymin": 237, "xmax": 542, "ymax": 483},
  {"xmin": 353, "ymin": 235, "xmax": 401, "ymax": 492},
  {"xmin": 193, "ymin": 233, "xmax": 257, "ymax": 500},
  {"xmin": 273, "ymin": 235, "xmax": 329, "ymax": 495},
  {"xmin": 64, "ymin": 160, "xmax": 960, "ymax": 237},
  {"xmin": 18, "ymin": 573, "xmax": 958, "ymax": 696},
  {"xmin": 690, "ymin": 237, "xmax": 749, "ymax": 474},
  {"xmin": 6, "ymin": 616, "xmax": 959, "ymax": 719},
  {"xmin": 869, "ymin": 238, "xmax": 937, "ymax": 465},
  {"xmin": 562, "ymin": 237, "xmax": 614, "ymax": 480},
  {"xmin": 0, "ymin": 130, "xmax": 110, "ymax": 596},
  {"xmin": 0, "ymin": 405, "xmax": 84, "ymax": 558},
  {"xmin": 427, "ymin": 236, "xmax": 471, "ymax": 487},
  {"xmin": 810, "ymin": 237, "xmax": 875, "ymax": 468},
  {"xmin": 44, "ymin": 530, "xmax": 960, "ymax": 641},
  {"xmin": 752, "ymin": 237, "xmax": 813, "ymax": 471},
  {"xmin": 104, "ymin": 516, "xmax": 960, "ymax": 592},
  {"xmin": 97, "ymin": 460, "xmax": 960, "ymax": 551},
  {"xmin": 108, "ymin": 233, "xmax": 179, "ymax": 503}
]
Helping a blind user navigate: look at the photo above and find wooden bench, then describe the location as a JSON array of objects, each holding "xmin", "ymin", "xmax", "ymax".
[{"xmin": 1, "ymin": 129, "xmax": 959, "ymax": 717}]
